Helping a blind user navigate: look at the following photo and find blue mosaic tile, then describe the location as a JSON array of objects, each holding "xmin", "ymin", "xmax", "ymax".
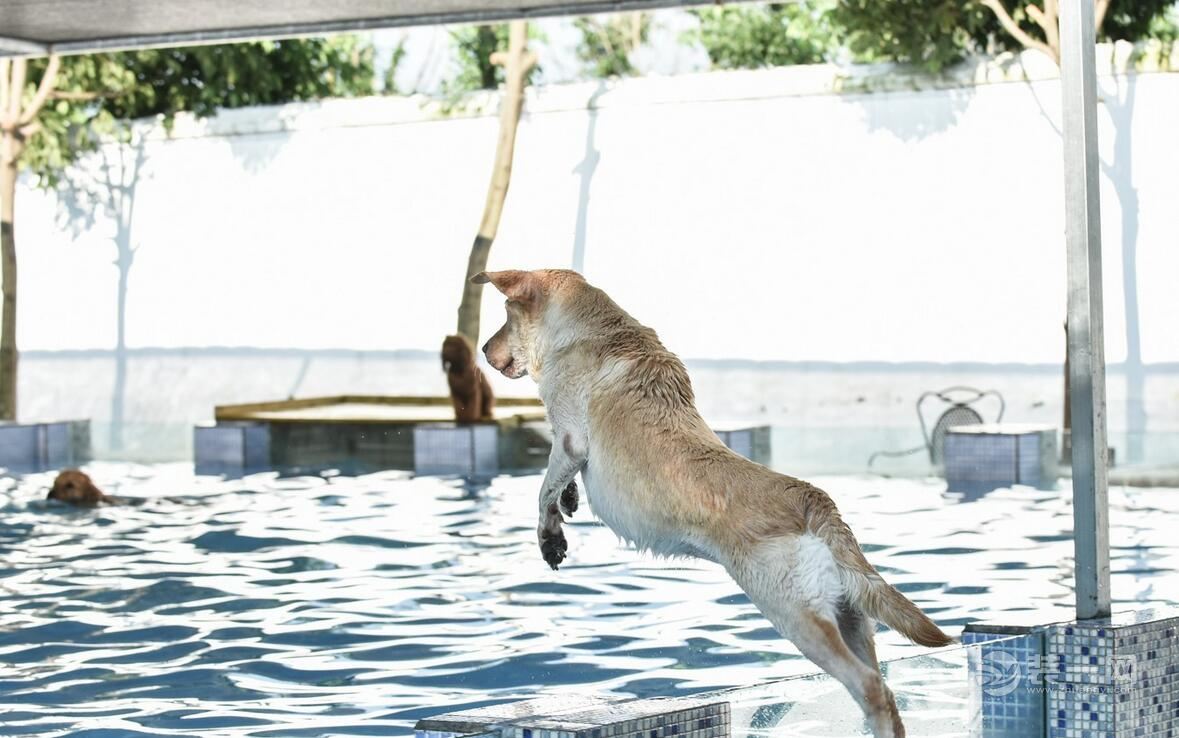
[
  {"xmin": 968, "ymin": 609, "xmax": 1179, "ymax": 738},
  {"xmin": 1040, "ymin": 610, "xmax": 1177, "ymax": 738},
  {"xmin": 965, "ymin": 629, "xmax": 1046, "ymax": 738},
  {"xmin": 417, "ymin": 696, "xmax": 728, "ymax": 738}
]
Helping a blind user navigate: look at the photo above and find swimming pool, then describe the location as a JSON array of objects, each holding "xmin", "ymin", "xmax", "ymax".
[{"xmin": 1, "ymin": 466, "xmax": 1176, "ymax": 736}]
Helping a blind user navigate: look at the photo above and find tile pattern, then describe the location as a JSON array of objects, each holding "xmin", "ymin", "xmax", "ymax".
[
  {"xmin": 0, "ymin": 419, "xmax": 89, "ymax": 472},
  {"xmin": 944, "ymin": 425, "xmax": 1057, "ymax": 493},
  {"xmin": 194, "ymin": 422, "xmax": 270, "ymax": 474},
  {"xmin": 963, "ymin": 628, "xmax": 1046, "ymax": 738},
  {"xmin": 413, "ymin": 423, "xmax": 499, "ymax": 476},
  {"xmin": 1045, "ymin": 611, "xmax": 1179, "ymax": 738},
  {"xmin": 972, "ymin": 607, "xmax": 1179, "ymax": 738},
  {"xmin": 417, "ymin": 696, "xmax": 728, "ymax": 738}
]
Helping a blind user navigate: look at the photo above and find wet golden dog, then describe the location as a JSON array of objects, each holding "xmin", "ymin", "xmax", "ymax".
[
  {"xmin": 47, "ymin": 470, "xmax": 113, "ymax": 507},
  {"xmin": 475, "ymin": 268, "xmax": 951, "ymax": 738},
  {"xmin": 442, "ymin": 334, "xmax": 495, "ymax": 423}
]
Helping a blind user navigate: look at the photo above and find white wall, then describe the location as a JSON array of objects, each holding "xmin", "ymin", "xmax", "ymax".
[{"xmin": 16, "ymin": 58, "xmax": 1179, "ymax": 366}]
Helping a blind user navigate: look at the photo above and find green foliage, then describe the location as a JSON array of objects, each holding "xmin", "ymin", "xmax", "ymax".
[
  {"xmin": 22, "ymin": 36, "xmax": 375, "ymax": 186},
  {"xmin": 381, "ymin": 39, "xmax": 410, "ymax": 94},
  {"xmin": 444, "ymin": 24, "xmax": 542, "ymax": 94},
  {"xmin": 831, "ymin": 0, "xmax": 992, "ymax": 71},
  {"xmin": 1103, "ymin": 0, "xmax": 1179, "ymax": 41},
  {"xmin": 688, "ymin": 1, "xmax": 838, "ymax": 70},
  {"xmin": 574, "ymin": 13, "xmax": 650, "ymax": 78},
  {"xmin": 831, "ymin": 0, "xmax": 1178, "ymax": 72},
  {"xmin": 1146, "ymin": 5, "xmax": 1179, "ymax": 44}
]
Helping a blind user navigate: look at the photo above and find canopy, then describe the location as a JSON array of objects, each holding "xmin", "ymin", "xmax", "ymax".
[{"xmin": 0, "ymin": 0, "xmax": 695, "ymax": 56}]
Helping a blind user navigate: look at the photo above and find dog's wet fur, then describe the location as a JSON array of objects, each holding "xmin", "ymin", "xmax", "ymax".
[
  {"xmin": 474, "ymin": 268, "xmax": 952, "ymax": 738},
  {"xmin": 442, "ymin": 334, "xmax": 495, "ymax": 423},
  {"xmin": 47, "ymin": 470, "xmax": 114, "ymax": 507}
]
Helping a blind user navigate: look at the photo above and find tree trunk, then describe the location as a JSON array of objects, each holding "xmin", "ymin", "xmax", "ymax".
[
  {"xmin": 0, "ymin": 57, "xmax": 59, "ymax": 422},
  {"xmin": 0, "ymin": 134, "xmax": 19, "ymax": 421},
  {"xmin": 456, "ymin": 20, "xmax": 536, "ymax": 345}
]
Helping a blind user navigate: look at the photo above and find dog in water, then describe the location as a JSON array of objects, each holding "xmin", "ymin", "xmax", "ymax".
[
  {"xmin": 474, "ymin": 269, "xmax": 951, "ymax": 738},
  {"xmin": 442, "ymin": 334, "xmax": 495, "ymax": 423},
  {"xmin": 47, "ymin": 470, "xmax": 115, "ymax": 507}
]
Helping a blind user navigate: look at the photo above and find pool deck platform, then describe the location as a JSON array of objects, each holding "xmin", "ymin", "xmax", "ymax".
[{"xmin": 197, "ymin": 395, "xmax": 550, "ymax": 475}]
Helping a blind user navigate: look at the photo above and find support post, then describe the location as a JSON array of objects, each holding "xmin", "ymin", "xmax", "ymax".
[{"xmin": 1059, "ymin": 0, "xmax": 1111, "ymax": 620}]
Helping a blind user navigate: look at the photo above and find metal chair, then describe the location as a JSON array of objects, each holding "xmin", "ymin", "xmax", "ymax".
[{"xmin": 869, "ymin": 386, "xmax": 1005, "ymax": 471}]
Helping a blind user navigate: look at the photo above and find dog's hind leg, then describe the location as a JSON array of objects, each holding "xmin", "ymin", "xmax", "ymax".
[
  {"xmin": 729, "ymin": 542, "xmax": 903, "ymax": 738},
  {"xmin": 788, "ymin": 609, "xmax": 904, "ymax": 738},
  {"xmin": 838, "ymin": 599, "xmax": 881, "ymax": 672}
]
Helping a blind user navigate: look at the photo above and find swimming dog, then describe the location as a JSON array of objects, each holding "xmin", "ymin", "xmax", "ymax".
[
  {"xmin": 474, "ymin": 268, "xmax": 951, "ymax": 738},
  {"xmin": 442, "ymin": 334, "xmax": 495, "ymax": 423},
  {"xmin": 48, "ymin": 469, "xmax": 115, "ymax": 506}
]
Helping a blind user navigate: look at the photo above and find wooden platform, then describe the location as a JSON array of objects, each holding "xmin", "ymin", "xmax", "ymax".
[
  {"xmin": 215, "ymin": 395, "xmax": 546, "ymax": 425},
  {"xmin": 201, "ymin": 395, "xmax": 550, "ymax": 475}
]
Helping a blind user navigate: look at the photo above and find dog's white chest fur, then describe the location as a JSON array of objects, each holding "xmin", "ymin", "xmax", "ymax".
[
  {"xmin": 578, "ymin": 462, "xmax": 641, "ymax": 546},
  {"xmin": 580, "ymin": 454, "xmax": 720, "ymax": 563}
]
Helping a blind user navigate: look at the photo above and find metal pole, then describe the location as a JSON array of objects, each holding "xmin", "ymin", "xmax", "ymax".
[{"xmin": 1060, "ymin": 0, "xmax": 1111, "ymax": 620}]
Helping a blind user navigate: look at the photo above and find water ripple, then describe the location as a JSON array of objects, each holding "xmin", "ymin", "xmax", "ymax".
[{"xmin": 0, "ymin": 465, "xmax": 1176, "ymax": 736}]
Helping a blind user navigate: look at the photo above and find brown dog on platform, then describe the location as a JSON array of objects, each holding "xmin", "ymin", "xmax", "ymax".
[
  {"xmin": 442, "ymin": 334, "xmax": 495, "ymax": 423},
  {"xmin": 48, "ymin": 469, "xmax": 114, "ymax": 507}
]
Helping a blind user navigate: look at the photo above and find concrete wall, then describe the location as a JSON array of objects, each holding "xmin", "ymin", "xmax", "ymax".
[{"xmin": 13, "ymin": 49, "xmax": 1179, "ymax": 465}]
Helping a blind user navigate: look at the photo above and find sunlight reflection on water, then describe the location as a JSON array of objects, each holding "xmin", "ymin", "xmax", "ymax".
[{"xmin": 0, "ymin": 464, "xmax": 1175, "ymax": 736}]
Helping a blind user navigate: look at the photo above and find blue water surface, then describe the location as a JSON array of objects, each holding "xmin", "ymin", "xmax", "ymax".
[{"xmin": 0, "ymin": 465, "xmax": 1176, "ymax": 737}]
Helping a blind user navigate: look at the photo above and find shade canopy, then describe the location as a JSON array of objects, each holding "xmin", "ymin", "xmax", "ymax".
[{"xmin": 0, "ymin": 0, "xmax": 701, "ymax": 56}]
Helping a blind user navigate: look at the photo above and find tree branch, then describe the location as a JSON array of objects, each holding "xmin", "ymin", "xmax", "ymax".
[
  {"xmin": 48, "ymin": 90, "xmax": 114, "ymax": 102},
  {"xmin": 18, "ymin": 120, "xmax": 41, "ymax": 140},
  {"xmin": 18, "ymin": 54, "xmax": 60, "ymax": 126},
  {"xmin": 1095, "ymin": 0, "xmax": 1110, "ymax": 34},
  {"xmin": 6, "ymin": 59, "xmax": 26, "ymax": 123},
  {"xmin": 1026, "ymin": 0, "xmax": 1060, "ymax": 60},
  {"xmin": 0, "ymin": 60, "xmax": 10, "ymax": 125},
  {"xmin": 979, "ymin": 0, "xmax": 1059, "ymax": 64}
]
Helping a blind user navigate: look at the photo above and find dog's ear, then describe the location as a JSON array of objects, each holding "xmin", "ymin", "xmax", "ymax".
[{"xmin": 471, "ymin": 270, "xmax": 537, "ymax": 303}]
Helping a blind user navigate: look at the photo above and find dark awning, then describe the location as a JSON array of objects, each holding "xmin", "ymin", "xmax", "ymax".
[{"xmin": 0, "ymin": 0, "xmax": 705, "ymax": 57}]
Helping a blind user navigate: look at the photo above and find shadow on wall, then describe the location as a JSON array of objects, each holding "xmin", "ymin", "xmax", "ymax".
[
  {"xmin": 1025, "ymin": 73, "xmax": 1147, "ymax": 463},
  {"xmin": 571, "ymin": 80, "xmax": 607, "ymax": 274},
  {"xmin": 1102, "ymin": 75, "xmax": 1146, "ymax": 464},
  {"xmin": 57, "ymin": 135, "xmax": 149, "ymax": 454},
  {"xmin": 225, "ymin": 125, "xmax": 289, "ymax": 174},
  {"xmin": 845, "ymin": 84, "xmax": 974, "ymax": 142},
  {"xmin": 53, "ymin": 122, "xmax": 292, "ymax": 455}
]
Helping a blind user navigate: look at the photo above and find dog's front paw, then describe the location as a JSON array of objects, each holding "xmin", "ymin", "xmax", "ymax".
[
  {"xmin": 559, "ymin": 480, "xmax": 579, "ymax": 517},
  {"xmin": 539, "ymin": 527, "xmax": 568, "ymax": 570}
]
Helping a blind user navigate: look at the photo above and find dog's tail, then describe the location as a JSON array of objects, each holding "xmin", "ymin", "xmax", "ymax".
[
  {"xmin": 809, "ymin": 505, "xmax": 954, "ymax": 648},
  {"xmin": 849, "ymin": 566, "xmax": 954, "ymax": 647}
]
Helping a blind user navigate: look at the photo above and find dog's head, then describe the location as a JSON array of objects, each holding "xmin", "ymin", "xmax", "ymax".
[
  {"xmin": 48, "ymin": 469, "xmax": 107, "ymax": 507},
  {"xmin": 472, "ymin": 269, "xmax": 584, "ymax": 380},
  {"xmin": 441, "ymin": 334, "xmax": 474, "ymax": 373}
]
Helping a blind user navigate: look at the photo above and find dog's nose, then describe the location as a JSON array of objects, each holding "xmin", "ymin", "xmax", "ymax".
[{"xmin": 481, "ymin": 341, "xmax": 489, "ymax": 355}]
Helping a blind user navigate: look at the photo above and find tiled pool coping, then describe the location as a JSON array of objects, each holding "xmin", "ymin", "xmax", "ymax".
[
  {"xmin": 417, "ymin": 608, "xmax": 1179, "ymax": 738},
  {"xmin": 965, "ymin": 606, "xmax": 1179, "ymax": 738}
]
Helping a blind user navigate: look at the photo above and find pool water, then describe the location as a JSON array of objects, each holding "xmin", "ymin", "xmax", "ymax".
[{"xmin": 1, "ymin": 465, "xmax": 1176, "ymax": 737}]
